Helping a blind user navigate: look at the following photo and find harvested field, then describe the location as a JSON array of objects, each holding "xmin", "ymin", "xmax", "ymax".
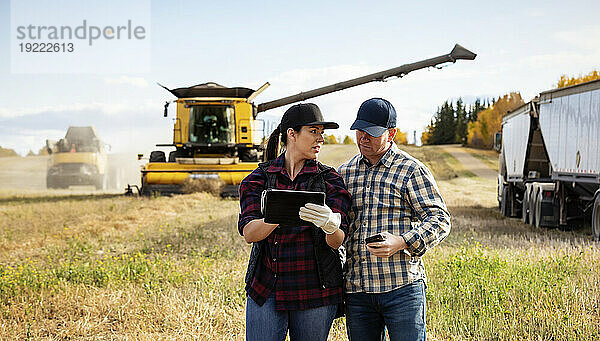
[{"xmin": 0, "ymin": 144, "xmax": 598, "ymax": 340}]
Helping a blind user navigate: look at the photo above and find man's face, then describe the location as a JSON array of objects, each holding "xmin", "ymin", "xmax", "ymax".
[{"xmin": 355, "ymin": 128, "xmax": 396, "ymax": 162}]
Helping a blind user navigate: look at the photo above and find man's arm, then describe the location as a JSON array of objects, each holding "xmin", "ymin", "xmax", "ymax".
[{"xmin": 400, "ymin": 164, "xmax": 451, "ymax": 257}]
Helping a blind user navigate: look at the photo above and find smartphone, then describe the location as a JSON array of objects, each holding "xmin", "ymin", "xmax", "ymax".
[{"xmin": 365, "ymin": 233, "xmax": 385, "ymax": 244}]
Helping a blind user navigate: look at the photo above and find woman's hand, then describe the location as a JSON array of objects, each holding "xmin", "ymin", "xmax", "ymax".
[
  {"xmin": 299, "ymin": 203, "xmax": 344, "ymax": 249},
  {"xmin": 299, "ymin": 203, "xmax": 340, "ymax": 234}
]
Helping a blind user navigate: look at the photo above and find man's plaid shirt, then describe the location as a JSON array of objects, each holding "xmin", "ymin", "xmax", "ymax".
[{"xmin": 338, "ymin": 143, "xmax": 450, "ymax": 293}]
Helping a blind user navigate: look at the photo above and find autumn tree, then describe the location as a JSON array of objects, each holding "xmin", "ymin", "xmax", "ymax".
[
  {"xmin": 467, "ymin": 92, "xmax": 524, "ymax": 149},
  {"xmin": 343, "ymin": 135, "xmax": 355, "ymax": 144},
  {"xmin": 394, "ymin": 130, "xmax": 408, "ymax": 145},
  {"xmin": 557, "ymin": 70, "xmax": 600, "ymax": 88},
  {"xmin": 323, "ymin": 134, "xmax": 338, "ymax": 144}
]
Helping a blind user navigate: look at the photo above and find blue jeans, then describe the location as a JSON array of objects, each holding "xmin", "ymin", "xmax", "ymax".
[
  {"xmin": 245, "ymin": 295, "xmax": 337, "ymax": 341},
  {"xmin": 345, "ymin": 280, "xmax": 426, "ymax": 341}
]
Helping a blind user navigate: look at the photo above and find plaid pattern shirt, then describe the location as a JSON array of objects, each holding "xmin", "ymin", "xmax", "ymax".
[
  {"xmin": 338, "ymin": 143, "xmax": 450, "ymax": 293},
  {"xmin": 238, "ymin": 154, "xmax": 351, "ymax": 310}
]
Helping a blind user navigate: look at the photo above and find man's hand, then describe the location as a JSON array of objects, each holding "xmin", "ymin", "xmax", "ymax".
[
  {"xmin": 299, "ymin": 203, "xmax": 341, "ymax": 234},
  {"xmin": 366, "ymin": 231, "xmax": 408, "ymax": 258}
]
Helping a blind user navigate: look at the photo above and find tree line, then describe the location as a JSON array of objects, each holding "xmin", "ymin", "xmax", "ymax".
[
  {"xmin": 421, "ymin": 98, "xmax": 489, "ymax": 146},
  {"xmin": 422, "ymin": 69, "xmax": 600, "ymax": 149}
]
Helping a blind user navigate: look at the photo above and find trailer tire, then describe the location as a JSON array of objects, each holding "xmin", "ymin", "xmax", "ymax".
[
  {"xmin": 522, "ymin": 185, "xmax": 530, "ymax": 224},
  {"xmin": 534, "ymin": 190, "xmax": 543, "ymax": 228},
  {"xmin": 592, "ymin": 194, "xmax": 600, "ymax": 242},
  {"xmin": 501, "ymin": 185, "xmax": 511, "ymax": 217}
]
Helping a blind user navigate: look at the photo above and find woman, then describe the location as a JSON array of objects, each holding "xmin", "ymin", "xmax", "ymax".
[{"xmin": 238, "ymin": 103, "xmax": 351, "ymax": 341}]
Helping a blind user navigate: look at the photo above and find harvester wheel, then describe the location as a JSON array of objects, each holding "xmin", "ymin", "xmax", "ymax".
[{"xmin": 592, "ymin": 194, "xmax": 600, "ymax": 241}]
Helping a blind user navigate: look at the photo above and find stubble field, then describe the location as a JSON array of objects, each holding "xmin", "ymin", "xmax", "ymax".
[{"xmin": 0, "ymin": 144, "xmax": 598, "ymax": 340}]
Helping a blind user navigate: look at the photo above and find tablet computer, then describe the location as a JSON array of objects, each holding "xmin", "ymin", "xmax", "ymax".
[{"xmin": 261, "ymin": 189, "xmax": 326, "ymax": 225}]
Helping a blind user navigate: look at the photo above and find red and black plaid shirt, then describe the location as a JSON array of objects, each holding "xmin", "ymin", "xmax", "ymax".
[{"xmin": 238, "ymin": 154, "xmax": 351, "ymax": 311}]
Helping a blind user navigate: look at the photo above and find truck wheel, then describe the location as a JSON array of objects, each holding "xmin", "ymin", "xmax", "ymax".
[
  {"xmin": 534, "ymin": 190, "xmax": 543, "ymax": 228},
  {"xmin": 592, "ymin": 194, "xmax": 600, "ymax": 241},
  {"xmin": 522, "ymin": 185, "xmax": 530, "ymax": 224},
  {"xmin": 528, "ymin": 184, "xmax": 537, "ymax": 226},
  {"xmin": 501, "ymin": 185, "xmax": 511, "ymax": 217}
]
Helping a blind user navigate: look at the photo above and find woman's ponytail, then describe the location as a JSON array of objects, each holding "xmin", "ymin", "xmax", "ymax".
[{"xmin": 265, "ymin": 125, "xmax": 281, "ymax": 161}]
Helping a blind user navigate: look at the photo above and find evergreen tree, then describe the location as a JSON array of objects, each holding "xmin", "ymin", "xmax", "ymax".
[{"xmin": 455, "ymin": 98, "xmax": 468, "ymax": 145}]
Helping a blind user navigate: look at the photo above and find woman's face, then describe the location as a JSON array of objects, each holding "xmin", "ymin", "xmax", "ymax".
[{"xmin": 287, "ymin": 125, "xmax": 325, "ymax": 160}]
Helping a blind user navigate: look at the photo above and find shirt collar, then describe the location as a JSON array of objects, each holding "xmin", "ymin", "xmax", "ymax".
[
  {"xmin": 359, "ymin": 143, "xmax": 399, "ymax": 168},
  {"xmin": 266, "ymin": 153, "xmax": 319, "ymax": 175}
]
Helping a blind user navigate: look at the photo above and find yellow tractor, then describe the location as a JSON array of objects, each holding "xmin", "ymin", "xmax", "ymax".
[{"xmin": 139, "ymin": 44, "xmax": 476, "ymax": 196}]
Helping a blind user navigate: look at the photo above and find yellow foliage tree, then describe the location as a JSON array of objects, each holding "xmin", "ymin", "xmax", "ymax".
[
  {"xmin": 467, "ymin": 92, "xmax": 524, "ymax": 149},
  {"xmin": 557, "ymin": 70, "xmax": 600, "ymax": 88},
  {"xmin": 393, "ymin": 130, "xmax": 408, "ymax": 145},
  {"xmin": 323, "ymin": 134, "xmax": 338, "ymax": 144},
  {"xmin": 343, "ymin": 135, "xmax": 355, "ymax": 144},
  {"xmin": 421, "ymin": 123, "xmax": 434, "ymax": 145}
]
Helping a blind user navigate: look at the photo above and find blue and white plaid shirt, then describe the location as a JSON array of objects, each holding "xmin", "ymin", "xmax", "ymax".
[{"xmin": 338, "ymin": 143, "xmax": 451, "ymax": 293}]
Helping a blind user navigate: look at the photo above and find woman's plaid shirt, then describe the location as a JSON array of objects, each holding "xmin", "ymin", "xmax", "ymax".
[{"xmin": 338, "ymin": 143, "xmax": 451, "ymax": 293}]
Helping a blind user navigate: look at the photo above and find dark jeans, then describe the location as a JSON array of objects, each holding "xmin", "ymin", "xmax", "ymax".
[
  {"xmin": 245, "ymin": 295, "xmax": 337, "ymax": 341},
  {"xmin": 345, "ymin": 280, "xmax": 426, "ymax": 341}
]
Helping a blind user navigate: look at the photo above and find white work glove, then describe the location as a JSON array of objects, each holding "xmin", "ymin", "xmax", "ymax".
[{"xmin": 299, "ymin": 203, "xmax": 341, "ymax": 234}]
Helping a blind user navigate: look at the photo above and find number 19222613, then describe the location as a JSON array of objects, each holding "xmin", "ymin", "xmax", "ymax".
[{"xmin": 19, "ymin": 43, "xmax": 74, "ymax": 53}]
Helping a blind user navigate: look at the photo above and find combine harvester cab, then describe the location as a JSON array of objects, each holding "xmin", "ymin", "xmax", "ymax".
[
  {"xmin": 140, "ymin": 83, "xmax": 264, "ymax": 196},
  {"xmin": 498, "ymin": 79, "xmax": 600, "ymax": 240},
  {"xmin": 140, "ymin": 44, "xmax": 477, "ymax": 197},
  {"xmin": 46, "ymin": 126, "xmax": 108, "ymax": 190}
]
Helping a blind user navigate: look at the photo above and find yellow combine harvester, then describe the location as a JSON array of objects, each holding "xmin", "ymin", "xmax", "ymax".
[
  {"xmin": 139, "ymin": 44, "xmax": 477, "ymax": 196},
  {"xmin": 46, "ymin": 126, "xmax": 108, "ymax": 189}
]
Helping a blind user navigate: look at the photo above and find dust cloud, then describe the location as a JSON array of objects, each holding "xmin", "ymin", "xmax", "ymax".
[{"xmin": 0, "ymin": 153, "xmax": 142, "ymax": 193}]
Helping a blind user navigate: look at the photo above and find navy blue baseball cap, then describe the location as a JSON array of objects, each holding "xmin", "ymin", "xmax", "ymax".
[{"xmin": 350, "ymin": 98, "xmax": 397, "ymax": 137}]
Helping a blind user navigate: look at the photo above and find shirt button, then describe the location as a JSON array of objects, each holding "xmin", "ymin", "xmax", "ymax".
[
  {"xmin": 274, "ymin": 241, "xmax": 278, "ymax": 245},
  {"xmin": 273, "ymin": 258, "xmax": 277, "ymax": 262},
  {"xmin": 274, "ymin": 274, "xmax": 277, "ymax": 278}
]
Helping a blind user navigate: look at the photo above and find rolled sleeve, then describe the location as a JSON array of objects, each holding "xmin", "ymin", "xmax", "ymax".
[
  {"xmin": 237, "ymin": 168, "xmax": 266, "ymax": 236},
  {"xmin": 401, "ymin": 165, "xmax": 451, "ymax": 257},
  {"xmin": 324, "ymin": 170, "xmax": 352, "ymax": 238}
]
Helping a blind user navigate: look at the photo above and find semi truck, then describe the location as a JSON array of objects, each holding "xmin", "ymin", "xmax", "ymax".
[{"xmin": 498, "ymin": 79, "xmax": 600, "ymax": 240}]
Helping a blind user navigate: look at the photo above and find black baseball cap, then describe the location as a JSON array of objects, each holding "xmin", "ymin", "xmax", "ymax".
[
  {"xmin": 350, "ymin": 98, "xmax": 397, "ymax": 137},
  {"xmin": 280, "ymin": 103, "xmax": 339, "ymax": 131}
]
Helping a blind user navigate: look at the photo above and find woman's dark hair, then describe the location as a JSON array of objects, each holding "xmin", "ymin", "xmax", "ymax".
[{"xmin": 265, "ymin": 125, "xmax": 301, "ymax": 161}]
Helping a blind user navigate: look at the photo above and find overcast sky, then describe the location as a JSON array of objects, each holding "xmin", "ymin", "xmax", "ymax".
[{"xmin": 1, "ymin": 0, "xmax": 599, "ymax": 155}]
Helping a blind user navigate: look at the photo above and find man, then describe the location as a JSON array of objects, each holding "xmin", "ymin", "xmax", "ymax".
[{"xmin": 338, "ymin": 98, "xmax": 451, "ymax": 341}]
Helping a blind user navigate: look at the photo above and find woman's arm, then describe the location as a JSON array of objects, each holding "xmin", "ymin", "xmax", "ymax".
[
  {"xmin": 325, "ymin": 228, "xmax": 345, "ymax": 249},
  {"xmin": 242, "ymin": 218, "xmax": 279, "ymax": 244}
]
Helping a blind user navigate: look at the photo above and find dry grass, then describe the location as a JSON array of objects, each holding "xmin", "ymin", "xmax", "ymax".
[{"xmin": 0, "ymin": 145, "xmax": 598, "ymax": 340}]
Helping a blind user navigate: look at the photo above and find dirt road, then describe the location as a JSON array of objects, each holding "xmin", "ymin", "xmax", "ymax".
[{"xmin": 443, "ymin": 145, "xmax": 497, "ymax": 180}]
